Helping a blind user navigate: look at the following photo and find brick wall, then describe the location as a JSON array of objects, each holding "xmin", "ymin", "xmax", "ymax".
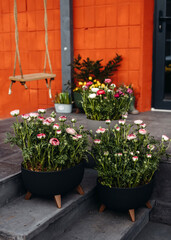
[
  {"xmin": 0, "ymin": 0, "xmax": 61, "ymax": 118},
  {"xmin": 73, "ymin": 0, "xmax": 154, "ymax": 112}
]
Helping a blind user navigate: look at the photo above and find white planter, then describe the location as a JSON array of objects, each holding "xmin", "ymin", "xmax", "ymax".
[{"xmin": 55, "ymin": 104, "xmax": 72, "ymax": 113}]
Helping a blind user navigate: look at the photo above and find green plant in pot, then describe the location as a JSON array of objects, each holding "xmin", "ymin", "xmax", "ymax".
[
  {"xmin": 91, "ymin": 119, "xmax": 170, "ymax": 221},
  {"xmin": 6, "ymin": 109, "xmax": 88, "ymax": 208},
  {"xmin": 54, "ymin": 92, "xmax": 72, "ymax": 113},
  {"xmin": 70, "ymin": 54, "xmax": 122, "ymax": 112},
  {"xmin": 82, "ymin": 79, "xmax": 132, "ymax": 133}
]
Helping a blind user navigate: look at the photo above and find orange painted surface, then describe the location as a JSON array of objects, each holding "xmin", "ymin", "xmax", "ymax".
[
  {"xmin": 0, "ymin": 0, "xmax": 61, "ymax": 119},
  {"xmin": 73, "ymin": 0, "xmax": 154, "ymax": 112}
]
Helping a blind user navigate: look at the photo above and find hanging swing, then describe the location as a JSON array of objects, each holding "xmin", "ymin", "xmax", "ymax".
[{"xmin": 8, "ymin": 0, "xmax": 56, "ymax": 98}]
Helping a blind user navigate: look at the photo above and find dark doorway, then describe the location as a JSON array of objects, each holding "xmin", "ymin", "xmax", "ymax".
[{"xmin": 152, "ymin": 0, "xmax": 171, "ymax": 109}]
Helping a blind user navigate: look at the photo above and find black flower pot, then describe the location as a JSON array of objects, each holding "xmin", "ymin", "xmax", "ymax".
[
  {"xmin": 97, "ymin": 177, "xmax": 155, "ymax": 212},
  {"xmin": 21, "ymin": 161, "xmax": 85, "ymax": 197}
]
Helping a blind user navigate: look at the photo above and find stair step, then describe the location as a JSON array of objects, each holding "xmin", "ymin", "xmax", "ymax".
[
  {"xmin": 150, "ymin": 200, "xmax": 171, "ymax": 225},
  {"xmin": 57, "ymin": 201, "xmax": 155, "ymax": 240},
  {"xmin": 0, "ymin": 169, "xmax": 97, "ymax": 240}
]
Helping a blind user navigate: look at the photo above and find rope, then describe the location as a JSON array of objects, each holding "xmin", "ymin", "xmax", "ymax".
[
  {"xmin": 43, "ymin": 0, "xmax": 53, "ymax": 74},
  {"xmin": 13, "ymin": 0, "xmax": 23, "ymax": 78}
]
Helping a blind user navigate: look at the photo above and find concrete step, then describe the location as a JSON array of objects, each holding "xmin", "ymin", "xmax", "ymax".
[
  {"xmin": 57, "ymin": 201, "xmax": 155, "ymax": 240},
  {"xmin": 134, "ymin": 222, "xmax": 171, "ymax": 240},
  {"xmin": 0, "ymin": 169, "xmax": 97, "ymax": 240}
]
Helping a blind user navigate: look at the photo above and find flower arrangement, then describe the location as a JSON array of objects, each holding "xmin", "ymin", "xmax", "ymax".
[
  {"xmin": 70, "ymin": 54, "xmax": 122, "ymax": 92},
  {"xmin": 54, "ymin": 92, "xmax": 71, "ymax": 104},
  {"xmin": 82, "ymin": 79, "xmax": 133, "ymax": 120},
  {"xmin": 91, "ymin": 119, "xmax": 170, "ymax": 188},
  {"xmin": 6, "ymin": 110, "xmax": 88, "ymax": 171}
]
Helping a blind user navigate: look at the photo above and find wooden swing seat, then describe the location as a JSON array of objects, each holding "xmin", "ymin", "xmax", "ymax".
[
  {"xmin": 9, "ymin": 73, "xmax": 56, "ymax": 98},
  {"xmin": 9, "ymin": 72, "xmax": 56, "ymax": 82}
]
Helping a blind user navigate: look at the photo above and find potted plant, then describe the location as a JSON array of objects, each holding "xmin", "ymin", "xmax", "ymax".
[
  {"xmin": 82, "ymin": 79, "xmax": 132, "ymax": 133},
  {"xmin": 91, "ymin": 119, "xmax": 170, "ymax": 221},
  {"xmin": 5, "ymin": 109, "xmax": 88, "ymax": 208},
  {"xmin": 54, "ymin": 92, "xmax": 72, "ymax": 113},
  {"xmin": 70, "ymin": 54, "xmax": 122, "ymax": 112}
]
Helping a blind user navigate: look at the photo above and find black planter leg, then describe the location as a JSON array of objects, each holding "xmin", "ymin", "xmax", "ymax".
[
  {"xmin": 25, "ymin": 191, "xmax": 32, "ymax": 200},
  {"xmin": 54, "ymin": 195, "xmax": 61, "ymax": 208},
  {"xmin": 129, "ymin": 209, "xmax": 135, "ymax": 222},
  {"xmin": 76, "ymin": 185, "xmax": 84, "ymax": 195},
  {"xmin": 99, "ymin": 204, "xmax": 106, "ymax": 213},
  {"xmin": 146, "ymin": 201, "xmax": 152, "ymax": 209}
]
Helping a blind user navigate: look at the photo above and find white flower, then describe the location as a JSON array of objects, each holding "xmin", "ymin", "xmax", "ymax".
[
  {"xmin": 66, "ymin": 128, "xmax": 77, "ymax": 135},
  {"xmin": 140, "ymin": 123, "xmax": 146, "ymax": 128},
  {"xmin": 115, "ymin": 126, "xmax": 120, "ymax": 131},
  {"xmin": 122, "ymin": 114, "xmax": 128, "ymax": 119},
  {"xmin": 53, "ymin": 124, "xmax": 60, "ymax": 130},
  {"xmin": 104, "ymin": 151, "xmax": 109, "ymax": 156},
  {"xmin": 119, "ymin": 119, "xmax": 126, "ymax": 125},
  {"xmin": 56, "ymin": 130, "xmax": 62, "ymax": 134},
  {"xmin": 134, "ymin": 120, "xmax": 143, "ymax": 125},
  {"xmin": 29, "ymin": 113, "xmax": 39, "ymax": 118},
  {"xmin": 107, "ymin": 89, "xmax": 112, "ymax": 92},
  {"xmin": 139, "ymin": 129, "xmax": 147, "ymax": 135},
  {"xmin": 91, "ymin": 88, "xmax": 99, "ymax": 93},
  {"xmin": 127, "ymin": 134, "xmax": 136, "ymax": 140},
  {"xmin": 37, "ymin": 133, "xmax": 46, "ymax": 139},
  {"xmin": 130, "ymin": 152, "xmax": 134, "ymax": 155},
  {"xmin": 71, "ymin": 118, "xmax": 76, "ymax": 123},
  {"xmin": 94, "ymin": 139, "xmax": 101, "ymax": 144},
  {"xmin": 59, "ymin": 116, "xmax": 67, "ymax": 122},
  {"xmin": 110, "ymin": 83, "xmax": 116, "ymax": 88},
  {"xmin": 43, "ymin": 119, "xmax": 51, "ymax": 126},
  {"xmin": 76, "ymin": 134, "xmax": 82, "ymax": 139},
  {"xmin": 22, "ymin": 114, "xmax": 29, "ymax": 119},
  {"xmin": 147, "ymin": 144, "xmax": 155, "ymax": 151},
  {"xmin": 136, "ymin": 151, "xmax": 140, "ymax": 154},
  {"xmin": 38, "ymin": 109, "xmax": 46, "ymax": 114},
  {"xmin": 162, "ymin": 135, "xmax": 169, "ymax": 142},
  {"xmin": 147, "ymin": 154, "xmax": 152, "ymax": 158},
  {"xmin": 10, "ymin": 109, "xmax": 20, "ymax": 117},
  {"xmin": 132, "ymin": 156, "xmax": 138, "ymax": 161},
  {"xmin": 118, "ymin": 153, "xmax": 122, "ymax": 156},
  {"xmin": 72, "ymin": 136, "xmax": 79, "ymax": 141},
  {"xmin": 46, "ymin": 117, "xmax": 55, "ymax": 123},
  {"xmin": 88, "ymin": 93, "xmax": 96, "ymax": 99},
  {"xmin": 96, "ymin": 128, "xmax": 106, "ymax": 134},
  {"xmin": 105, "ymin": 120, "xmax": 111, "ymax": 124}
]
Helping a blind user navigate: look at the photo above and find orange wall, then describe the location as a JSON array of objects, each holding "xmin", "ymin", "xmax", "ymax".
[
  {"xmin": 73, "ymin": 0, "xmax": 154, "ymax": 112},
  {"xmin": 0, "ymin": 0, "xmax": 62, "ymax": 119}
]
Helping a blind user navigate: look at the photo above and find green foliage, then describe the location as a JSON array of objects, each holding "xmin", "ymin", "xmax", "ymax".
[
  {"xmin": 70, "ymin": 53, "xmax": 122, "ymax": 90},
  {"xmin": 92, "ymin": 120, "xmax": 171, "ymax": 188},
  {"xmin": 5, "ymin": 111, "xmax": 88, "ymax": 172},
  {"xmin": 54, "ymin": 92, "xmax": 71, "ymax": 104}
]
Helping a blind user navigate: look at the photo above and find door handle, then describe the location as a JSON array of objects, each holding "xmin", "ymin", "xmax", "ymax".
[{"xmin": 159, "ymin": 10, "xmax": 171, "ymax": 32}]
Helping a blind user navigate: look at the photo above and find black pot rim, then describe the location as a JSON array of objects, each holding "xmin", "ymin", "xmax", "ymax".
[
  {"xmin": 97, "ymin": 175, "xmax": 155, "ymax": 190},
  {"xmin": 21, "ymin": 161, "xmax": 84, "ymax": 174}
]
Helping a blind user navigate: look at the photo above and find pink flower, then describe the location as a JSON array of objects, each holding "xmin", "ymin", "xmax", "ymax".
[
  {"xmin": 94, "ymin": 139, "xmax": 101, "ymax": 144},
  {"xmin": 56, "ymin": 130, "xmax": 62, "ymax": 134},
  {"xmin": 96, "ymin": 90, "xmax": 106, "ymax": 96},
  {"xmin": 127, "ymin": 134, "xmax": 136, "ymax": 140},
  {"xmin": 147, "ymin": 144, "xmax": 155, "ymax": 151},
  {"xmin": 119, "ymin": 120, "xmax": 126, "ymax": 125},
  {"xmin": 134, "ymin": 120, "xmax": 143, "ymax": 125},
  {"xmin": 38, "ymin": 116, "xmax": 44, "ymax": 121},
  {"xmin": 105, "ymin": 120, "xmax": 111, "ymax": 124},
  {"xmin": 59, "ymin": 116, "xmax": 67, "ymax": 122},
  {"xmin": 115, "ymin": 126, "xmax": 120, "ymax": 131},
  {"xmin": 22, "ymin": 114, "xmax": 29, "ymax": 120},
  {"xmin": 147, "ymin": 154, "xmax": 152, "ymax": 158},
  {"xmin": 114, "ymin": 93, "xmax": 120, "ymax": 98},
  {"xmin": 43, "ymin": 119, "xmax": 51, "ymax": 126},
  {"xmin": 46, "ymin": 117, "xmax": 55, "ymax": 123},
  {"xmin": 66, "ymin": 128, "xmax": 77, "ymax": 135},
  {"xmin": 140, "ymin": 123, "xmax": 146, "ymax": 128},
  {"xmin": 86, "ymin": 81, "xmax": 93, "ymax": 87},
  {"xmin": 10, "ymin": 109, "xmax": 20, "ymax": 117},
  {"xmin": 162, "ymin": 135, "xmax": 169, "ymax": 141},
  {"xmin": 53, "ymin": 124, "xmax": 60, "ymax": 130},
  {"xmin": 29, "ymin": 113, "xmax": 39, "ymax": 118},
  {"xmin": 127, "ymin": 88, "xmax": 133, "ymax": 94},
  {"xmin": 96, "ymin": 128, "xmax": 106, "ymax": 134},
  {"xmin": 37, "ymin": 133, "xmax": 46, "ymax": 139},
  {"xmin": 122, "ymin": 114, "xmax": 128, "ymax": 119},
  {"xmin": 139, "ymin": 129, "xmax": 147, "ymax": 135},
  {"xmin": 72, "ymin": 136, "xmax": 79, "ymax": 141},
  {"xmin": 104, "ymin": 78, "xmax": 112, "ymax": 84},
  {"xmin": 132, "ymin": 156, "xmax": 138, "ymax": 161},
  {"xmin": 49, "ymin": 138, "xmax": 60, "ymax": 146},
  {"xmin": 118, "ymin": 153, "xmax": 122, "ymax": 156},
  {"xmin": 76, "ymin": 134, "xmax": 82, "ymax": 139}
]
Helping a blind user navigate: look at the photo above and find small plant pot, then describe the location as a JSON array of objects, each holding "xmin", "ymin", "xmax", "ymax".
[
  {"xmin": 55, "ymin": 103, "xmax": 72, "ymax": 113},
  {"xmin": 87, "ymin": 118, "xmax": 118, "ymax": 134},
  {"xmin": 21, "ymin": 161, "xmax": 84, "ymax": 197},
  {"xmin": 97, "ymin": 177, "xmax": 155, "ymax": 211}
]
